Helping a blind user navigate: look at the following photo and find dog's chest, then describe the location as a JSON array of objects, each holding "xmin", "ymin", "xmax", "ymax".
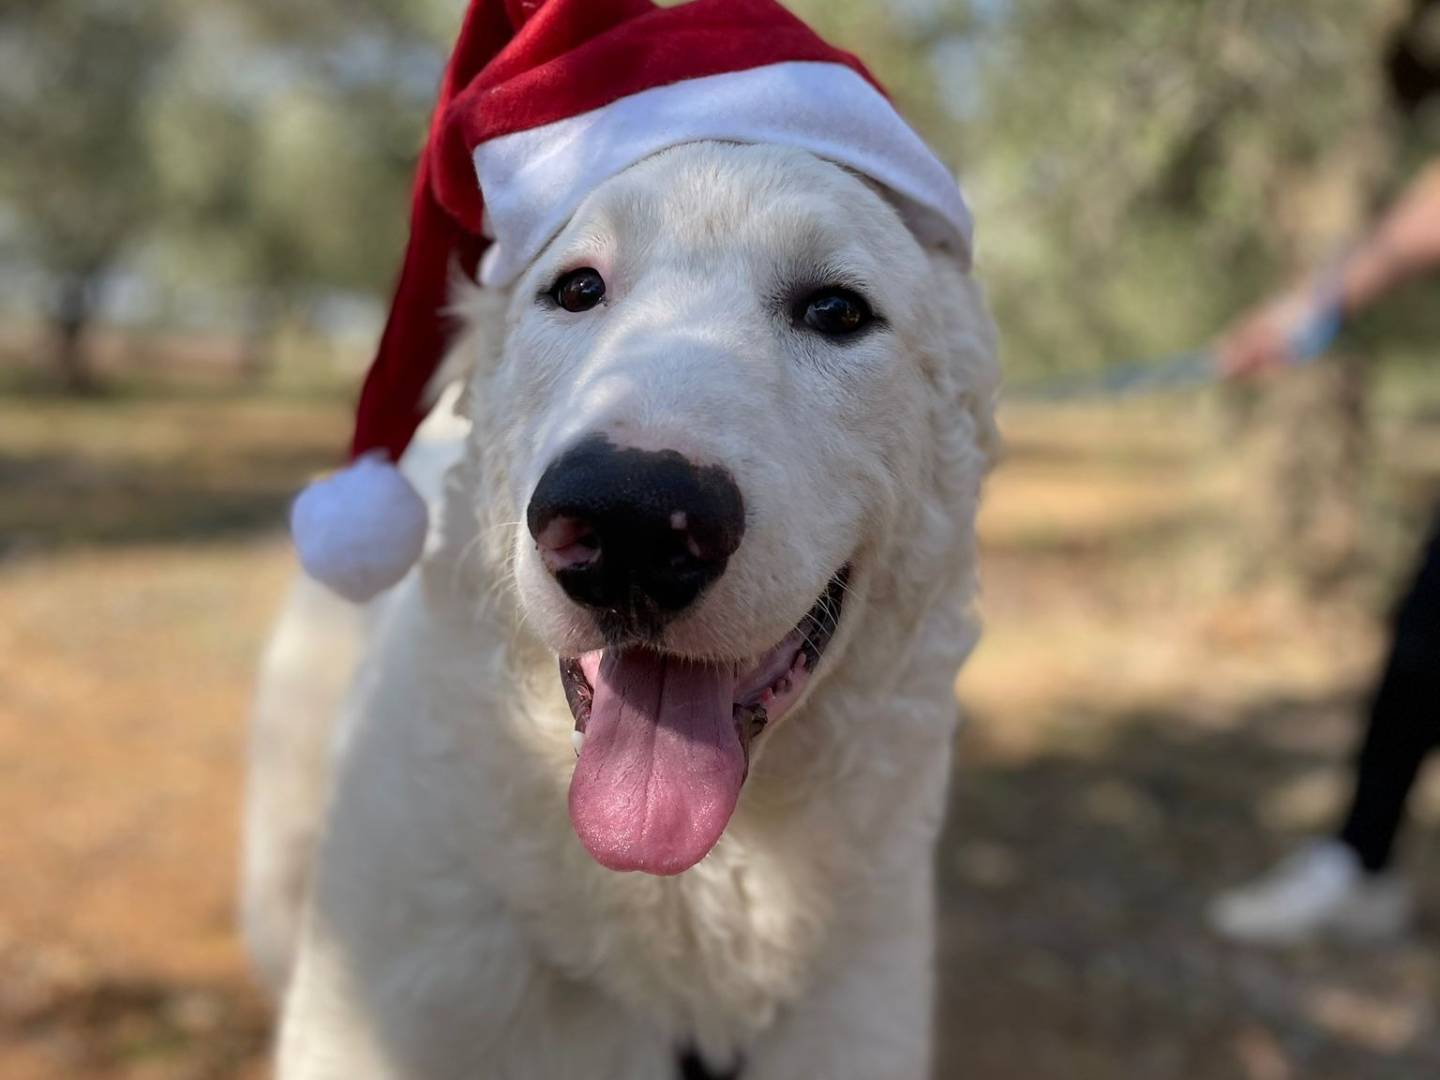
[{"xmin": 515, "ymin": 815, "xmax": 837, "ymax": 1050}]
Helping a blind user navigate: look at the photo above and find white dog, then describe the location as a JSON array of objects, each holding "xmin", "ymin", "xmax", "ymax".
[{"xmin": 246, "ymin": 141, "xmax": 998, "ymax": 1079}]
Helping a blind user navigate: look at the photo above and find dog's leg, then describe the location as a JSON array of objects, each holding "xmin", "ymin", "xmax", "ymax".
[
  {"xmin": 742, "ymin": 883, "xmax": 936, "ymax": 1080},
  {"xmin": 274, "ymin": 600, "xmax": 679, "ymax": 1080},
  {"xmin": 244, "ymin": 385, "xmax": 468, "ymax": 997},
  {"xmin": 278, "ymin": 899, "xmax": 678, "ymax": 1080},
  {"xmin": 241, "ymin": 575, "xmax": 366, "ymax": 997}
]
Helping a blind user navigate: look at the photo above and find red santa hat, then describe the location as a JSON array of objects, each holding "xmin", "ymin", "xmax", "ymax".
[{"xmin": 292, "ymin": 0, "xmax": 974, "ymax": 602}]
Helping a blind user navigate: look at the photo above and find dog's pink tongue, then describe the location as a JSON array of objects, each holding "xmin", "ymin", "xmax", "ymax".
[{"xmin": 568, "ymin": 648, "xmax": 745, "ymax": 876}]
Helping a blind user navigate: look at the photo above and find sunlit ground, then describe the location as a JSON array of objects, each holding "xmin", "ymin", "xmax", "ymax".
[{"xmin": 3, "ymin": 361, "xmax": 1439, "ymax": 1078}]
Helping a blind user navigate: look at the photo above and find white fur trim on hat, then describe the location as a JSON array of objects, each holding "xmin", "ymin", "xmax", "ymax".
[
  {"xmin": 290, "ymin": 454, "xmax": 429, "ymax": 603},
  {"xmin": 473, "ymin": 61, "xmax": 973, "ymax": 286}
]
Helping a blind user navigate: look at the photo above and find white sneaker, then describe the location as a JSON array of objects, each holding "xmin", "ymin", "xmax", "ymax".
[{"xmin": 1208, "ymin": 840, "xmax": 1413, "ymax": 945}]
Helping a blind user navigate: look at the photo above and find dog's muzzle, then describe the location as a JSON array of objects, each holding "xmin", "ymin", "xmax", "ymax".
[{"xmin": 527, "ymin": 434, "xmax": 745, "ymax": 638}]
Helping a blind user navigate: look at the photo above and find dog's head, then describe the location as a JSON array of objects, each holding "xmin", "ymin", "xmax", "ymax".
[{"xmin": 458, "ymin": 142, "xmax": 996, "ymax": 875}]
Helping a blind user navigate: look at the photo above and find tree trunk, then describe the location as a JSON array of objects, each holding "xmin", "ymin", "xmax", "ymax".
[
  {"xmin": 52, "ymin": 274, "xmax": 99, "ymax": 395},
  {"xmin": 1240, "ymin": 118, "xmax": 1390, "ymax": 599},
  {"xmin": 239, "ymin": 290, "xmax": 282, "ymax": 386},
  {"xmin": 1249, "ymin": 353, "xmax": 1371, "ymax": 597}
]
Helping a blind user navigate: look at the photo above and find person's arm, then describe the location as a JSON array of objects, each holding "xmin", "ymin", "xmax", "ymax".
[{"xmin": 1218, "ymin": 161, "xmax": 1440, "ymax": 377}]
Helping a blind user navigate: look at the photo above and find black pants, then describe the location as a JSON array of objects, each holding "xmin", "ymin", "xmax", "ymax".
[{"xmin": 1338, "ymin": 504, "xmax": 1440, "ymax": 872}]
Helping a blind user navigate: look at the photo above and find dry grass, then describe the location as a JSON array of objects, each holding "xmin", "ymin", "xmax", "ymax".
[
  {"xmin": 2, "ymin": 378, "xmax": 1438, "ymax": 1077},
  {"xmin": 0, "ymin": 385, "xmax": 343, "ymax": 1078}
]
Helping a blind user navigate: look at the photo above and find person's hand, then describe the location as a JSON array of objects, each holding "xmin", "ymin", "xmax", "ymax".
[
  {"xmin": 1215, "ymin": 289, "xmax": 1321, "ymax": 379},
  {"xmin": 1217, "ymin": 161, "xmax": 1440, "ymax": 380}
]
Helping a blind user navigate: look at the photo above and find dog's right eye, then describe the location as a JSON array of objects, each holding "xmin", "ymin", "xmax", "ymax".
[
  {"xmin": 796, "ymin": 287, "xmax": 875, "ymax": 338},
  {"xmin": 550, "ymin": 268, "xmax": 607, "ymax": 313}
]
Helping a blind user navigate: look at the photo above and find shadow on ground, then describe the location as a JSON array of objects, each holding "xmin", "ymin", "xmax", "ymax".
[
  {"xmin": 0, "ymin": 395, "xmax": 347, "ymax": 556},
  {"xmin": 9, "ymin": 977, "xmax": 269, "ymax": 1080},
  {"xmin": 936, "ymin": 690, "xmax": 1440, "ymax": 1080}
]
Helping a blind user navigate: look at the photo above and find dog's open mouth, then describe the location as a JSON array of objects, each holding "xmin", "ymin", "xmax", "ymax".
[{"xmin": 559, "ymin": 567, "xmax": 850, "ymax": 876}]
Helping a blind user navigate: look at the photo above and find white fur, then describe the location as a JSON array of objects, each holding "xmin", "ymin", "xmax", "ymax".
[
  {"xmin": 251, "ymin": 143, "xmax": 998, "ymax": 1079},
  {"xmin": 244, "ymin": 388, "xmax": 469, "ymax": 993}
]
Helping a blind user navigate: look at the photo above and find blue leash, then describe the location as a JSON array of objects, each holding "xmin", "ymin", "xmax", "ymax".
[{"xmin": 1010, "ymin": 285, "xmax": 1345, "ymax": 403}]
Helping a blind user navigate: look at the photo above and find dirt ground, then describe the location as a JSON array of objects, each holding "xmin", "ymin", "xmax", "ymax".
[{"xmin": 3, "ymin": 381, "xmax": 1439, "ymax": 1078}]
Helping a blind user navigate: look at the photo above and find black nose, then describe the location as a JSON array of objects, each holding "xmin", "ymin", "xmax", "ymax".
[{"xmin": 527, "ymin": 435, "xmax": 745, "ymax": 630}]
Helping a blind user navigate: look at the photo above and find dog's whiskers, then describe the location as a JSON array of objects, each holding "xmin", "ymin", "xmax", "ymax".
[{"xmin": 449, "ymin": 532, "xmax": 494, "ymax": 597}]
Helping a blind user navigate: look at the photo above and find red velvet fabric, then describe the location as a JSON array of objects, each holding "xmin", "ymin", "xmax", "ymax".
[{"xmin": 351, "ymin": 0, "xmax": 875, "ymax": 464}]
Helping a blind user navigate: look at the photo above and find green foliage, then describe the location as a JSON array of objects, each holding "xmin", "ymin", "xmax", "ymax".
[
  {"xmin": 143, "ymin": 2, "xmax": 460, "ymax": 316},
  {"xmin": 2, "ymin": 0, "xmax": 1436, "ymax": 383},
  {"xmin": 961, "ymin": 0, "xmax": 1407, "ymax": 373},
  {"xmin": 0, "ymin": 1, "xmax": 179, "ymax": 278}
]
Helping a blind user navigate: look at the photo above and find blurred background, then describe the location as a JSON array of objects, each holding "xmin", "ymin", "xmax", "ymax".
[{"xmin": 3, "ymin": 1, "xmax": 1440, "ymax": 1076}]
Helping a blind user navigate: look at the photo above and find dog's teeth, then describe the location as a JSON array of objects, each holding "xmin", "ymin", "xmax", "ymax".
[{"xmin": 571, "ymin": 730, "xmax": 585, "ymax": 756}]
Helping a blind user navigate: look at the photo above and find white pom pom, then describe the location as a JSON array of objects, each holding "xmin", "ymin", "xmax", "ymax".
[{"xmin": 290, "ymin": 454, "xmax": 429, "ymax": 603}]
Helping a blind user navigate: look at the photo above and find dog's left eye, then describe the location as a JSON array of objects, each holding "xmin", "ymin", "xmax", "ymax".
[
  {"xmin": 551, "ymin": 268, "xmax": 607, "ymax": 312},
  {"xmin": 798, "ymin": 288, "xmax": 874, "ymax": 337}
]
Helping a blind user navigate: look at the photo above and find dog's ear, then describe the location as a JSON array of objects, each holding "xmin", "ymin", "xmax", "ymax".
[{"xmin": 921, "ymin": 250, "xmax": 1002, "ymax": 481}]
